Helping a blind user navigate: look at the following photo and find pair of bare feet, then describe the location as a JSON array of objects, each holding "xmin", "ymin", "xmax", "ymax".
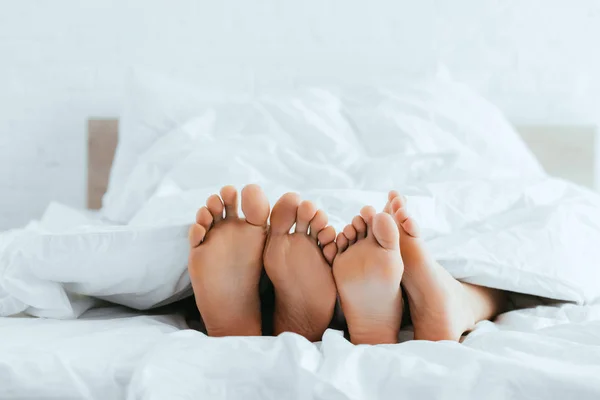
[{"xmin": 188, "ymin": 185, "xmax": 499, "ymax": 345}]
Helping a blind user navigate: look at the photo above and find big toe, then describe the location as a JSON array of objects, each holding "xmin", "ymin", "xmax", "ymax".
[
  {"xmin": 270, "ymin": 192, "xmax": 301, "ymax": 234},
  {"xmin": 372, "ymin": 213, "xmax": 400, "ymax": 251},
  {"xmin": 241, "ymin": 184, "xmax": 270, "ymax": 226}
]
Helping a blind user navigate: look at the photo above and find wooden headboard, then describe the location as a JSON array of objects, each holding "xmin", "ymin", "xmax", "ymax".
[
  {"xmin": 86, "ymin": 119, "xmax": 598, "ymax": 209},
  {"xmin": 87, "ymin": 119, "xmax": 118, "ymax": 209}
]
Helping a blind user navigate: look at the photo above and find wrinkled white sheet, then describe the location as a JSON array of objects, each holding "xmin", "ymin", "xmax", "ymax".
[
  {"xmin": 131, "ymin": 303, "xmax": 600, "ymax": 400},
  {"xmin": 1, "ymin": 303, "xmax": 599, "ymax": 399},
  {"xmin": 0, "ymin": 307, "xmax": 186, "ymax": 399}
]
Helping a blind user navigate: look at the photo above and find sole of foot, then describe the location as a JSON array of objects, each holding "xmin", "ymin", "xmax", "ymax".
[
  {"xmin": 188, "ymin": 184, "xmax": 269, "ymax": 337},
  {"xmin": 332, "ymin": 206, "xmax": 404, "ymax": 345},
  {"xmin": 263, "ymin": 193, "xmax": 338, "ymax": 342},
  {"xmin": 384, "ymin": 191, "xmax": 475, "ymax": 341}
]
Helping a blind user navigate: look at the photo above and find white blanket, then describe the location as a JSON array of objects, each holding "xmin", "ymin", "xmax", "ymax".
[
  {"xmin": 2, "ymin": 81, "xmax": 600, "ymax": 318},
  {"xmin": 2, "ymin": 73, "xmax": 600, "ymax": 398}
]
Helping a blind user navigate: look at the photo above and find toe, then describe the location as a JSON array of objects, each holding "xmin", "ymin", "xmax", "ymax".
[
  {"xmin": 206, "ymin": 195, "xmax": 224, "ymax": 222},
  {"xmin": 270, "ymin": 192, "xmax": 301, "ymax": 234},
  {"xmin": 372, "ymin": 213, "xmax": 400, "ymax": 250},
  {"xmin": 195, "ymin": 207, "xmax": 214, "ymax": 230},
  {"xmin": 359, "ymin": 206, "xmax": 377, "ymax": 236},
  {"xmin": 393, "ymin": 203, "xmax": 410, "ymax": 225},
  {"xmin": 188, "ymin": 224, "xmax": 207, "ymax": 248},
  {"xmin": 352, "ymin": 215, "xmax": 367, "ymax": 240},
  {"xmin": 343, "ymin": 224, "xmax": 357, "ymax": 245},
  {"xmin": 395, "ymin": 211, "xmax": 421, "ymax": 238},
  {"xmin": 390, "ymin": 196, "xmax": 407, "ymax": 214},
  {"xmin": 220, "ymin": 185, "xmax": 239, "ymax": 218},
  {"xmin": 317, "ymin": 226, "xmax": 336, "ymax": 247},
  {"xmin": 323, "ymin": 242, "xmax": 337, "ymax": 264},
  {"xmin": 336, "ymin": 232, "xmax": 349, "ymax": 254},
  {"xmin": 241, "ymin": 184, "xmax": 270, "ymax": 226},
  {"xmin": 295, "ymin": 200, "xmax": 317, "ymax": 234},
  {"xmin": 392, "ymin": 201, "xmax": 420, "ymax": 238},
  {"xmin": 383, "ymin": 190, "xmax": 400, "ymax": 213},
  {"xmin": 309, "ymin": 210, "xmax": 328, "ymax": 239}
]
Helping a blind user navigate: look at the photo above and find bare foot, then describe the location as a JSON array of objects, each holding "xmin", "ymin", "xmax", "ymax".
[
  {"xmin": 332, "ymin": 207, "xmax": 404, "ymax": 345},
  {"xmin": 188, "ymin": 184, "xmax": 269, "ymax": 337},
  {"xmin": 384, "ymin": 191, "xmax": 475, "ymax": 341},
  {"xmin": 263, "ymin": 193, "xmax": 338, "ymax": 342}
]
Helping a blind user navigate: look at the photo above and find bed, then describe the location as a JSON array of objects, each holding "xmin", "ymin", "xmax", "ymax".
[{"xmin": 2, "ymin": 70, "xmax": 600, "ymax": 399}]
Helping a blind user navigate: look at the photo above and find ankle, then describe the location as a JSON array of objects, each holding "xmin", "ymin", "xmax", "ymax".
[{"xmin": 462, "ymin": 283, "xmax": 508, "ymax": 323}]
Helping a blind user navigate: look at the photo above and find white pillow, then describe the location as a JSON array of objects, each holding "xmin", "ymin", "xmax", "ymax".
[
  {"xmin": 334, "ymin": 68, "xmax": 544, "ymax": 176},
  {"xmin": 105, "ymin": 68, "xmax": 543, "ymax": 224}
]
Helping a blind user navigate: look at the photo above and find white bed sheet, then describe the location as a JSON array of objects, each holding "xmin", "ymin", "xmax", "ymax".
[
  {"xmin": 0, "ymin": 307, "xmax": 186, "ymax": 399},
  {"xmin": 2, "ymin": 302, "xmax": 599, "ymax": 399},
  {"xmin": 129, "ymin": 302, "xmax": 600, "ymax": 400}
]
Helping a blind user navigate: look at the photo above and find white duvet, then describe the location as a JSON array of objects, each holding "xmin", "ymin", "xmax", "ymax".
[{"xmin": 1, "ymin": 70, "xmax": 600, "ymax": 399}]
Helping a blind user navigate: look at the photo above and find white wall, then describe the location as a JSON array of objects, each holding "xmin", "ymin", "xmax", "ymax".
[{"xmin": 1, "ymin": 0, "xmax": 599, "ymax": 230}]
